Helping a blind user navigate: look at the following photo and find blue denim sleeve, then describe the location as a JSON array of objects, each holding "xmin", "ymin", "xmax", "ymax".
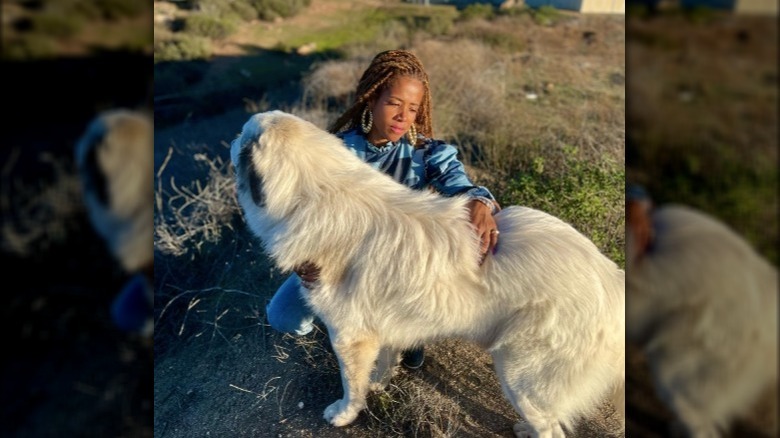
[{"xmin": 424, "ymin": 142, "xmax": 498, "ymax": 212}]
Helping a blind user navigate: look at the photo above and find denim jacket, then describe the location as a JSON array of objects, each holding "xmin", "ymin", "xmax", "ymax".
[{"xmin": 338, "ymin": 128, "xmax": 498, "ymax": 213}]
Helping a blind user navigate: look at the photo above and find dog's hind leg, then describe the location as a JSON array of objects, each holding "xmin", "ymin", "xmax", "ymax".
[
  {"xmin": 323, "ymin": 331, "xmax": 380, "ymax": 427},
  {"xmin": 508, "ymin": 395, "xmax": 566, "ymax": 438},
  {"xmin": 370, "ymin": 346, "xmax": 400, "ymax": 391},
  {"xmin": 493, "ymin": 349, "xmax": 567, "ymax": 438}
]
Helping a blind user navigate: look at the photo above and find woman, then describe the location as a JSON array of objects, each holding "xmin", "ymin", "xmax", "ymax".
[{"xmin": 266, "ymin": 49, "xmax": 501, "ymax": 369}]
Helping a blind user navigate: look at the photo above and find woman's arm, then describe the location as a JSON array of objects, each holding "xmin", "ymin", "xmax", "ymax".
[{"xmin": 424, "ymin": 142, "xmax": 501, "ymax": 262}]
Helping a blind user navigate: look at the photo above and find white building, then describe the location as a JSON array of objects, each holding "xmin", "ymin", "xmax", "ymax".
[{"xmin": 525, "ymin": 0, "xmax": 626, "ymax": 13}]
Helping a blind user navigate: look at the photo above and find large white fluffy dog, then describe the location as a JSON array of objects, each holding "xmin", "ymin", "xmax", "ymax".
[{"xmin": 231, "ymin": 110, "xmax": 625, "ymax": 437}]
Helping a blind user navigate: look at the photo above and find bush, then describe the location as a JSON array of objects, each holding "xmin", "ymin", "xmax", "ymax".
[
  {"xmin": 497, "ymin": 5, "xmax": 533, "ymax": 17},
  {"xmin": 226, "ymin": 0, "xmax": 260, "ymax": 21},
  {"xmin": 499, "ymin": 147, "xmax": 625, "ymax": 267},
  {"xmin": 72, "ymin": 0, "xmax": 150, "ymax": 20},
  {"xmin": 427, "ymin": 13, "xmax": 455, "ymax": 35},
  {"xmin": 2, "ymin": 35, "xmax": 58, "ymax": 60},
  {"xmin": 154, "ymin": 34, "xmax": 212, "ymax": 62},
  {"xmin": 184, "ymin": 14, "xmax": 238, "ymax": 40},
  {"xmin": 459, "ymin": 3, "xmax": 495, "ymax": 21},
  {"xmin": 248, "ymin": 0, "xmax": 311, "ymax": 21},
  {"xmin": 400, "ymin": 14, "xmax": 455, "ymax": 36},
  {"xmin": 192, "ymin": 0, "xmax": 258, "ymax": 22},
  {"xmin": 32, "ymin": 12, "xmax": 83, "ymax": 38},
  {"xmin": 532, "ymin": 5, "xmax": 562, "ymax": 26}
]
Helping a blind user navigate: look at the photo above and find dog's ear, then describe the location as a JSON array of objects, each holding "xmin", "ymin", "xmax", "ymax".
[
  {"xmin": 76, "ymin": 116, "xmax": 111, "ymax": 207},
  {"xmin": 236, "ymin": 143, "xmax": 265, "ymax": 208},
  {"xmin": 231, "ymin": 113, "xmax": 266, "ymax": 166}
]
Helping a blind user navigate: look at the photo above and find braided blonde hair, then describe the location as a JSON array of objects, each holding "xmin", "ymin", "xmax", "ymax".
[{"xmin": 328, "ymin": 50, "xmax": 433, "ymax": 147}]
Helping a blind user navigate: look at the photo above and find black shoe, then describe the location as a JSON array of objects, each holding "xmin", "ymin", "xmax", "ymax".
[{"xmin": 401, "ymin": 347, "xmax": 425, "ymax": 370}]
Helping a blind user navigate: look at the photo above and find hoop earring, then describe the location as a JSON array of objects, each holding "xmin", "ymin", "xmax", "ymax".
[
  {"xmin": 361, "ymin": 106, "xmax": 373, "ymax": 134},
  {"xmin": 407, "ymin": 123, "xmax": 417, "ymax": 144}
]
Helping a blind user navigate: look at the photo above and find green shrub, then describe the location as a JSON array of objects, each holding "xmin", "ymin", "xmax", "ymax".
[
  {"xmin": 192, "ymin": 0, "xmax": 258, "ymax": 22},
  {"xmin": 532, "ymin": 5, "xmax": 561, "ymax": 26},
  {"xmin": 154, "ymin": 34, "xmax": 212, "ymax": 62},
  {"xmin": 97, "ymin": 0, "xmax": 149, "ymax": 19},
  {"xmin": 499, "ymin": 147, "xmax": 625, "ymax": 267},
  {"xmin": 454, "ymin": 27, "xmax": 525, "ymax": 52},
  {"xmin": 684, "ymin": 5, "xmax": 718, "ymax": 24},
  {"xmin": 248, "ymin": 0, "xmax": 311, "ymax": 21},
  {"xmin": 2, "ymin": 35, "xmax": 58, "ymax": 60},
  {"xmin": 184, "ymin": 14, "xmax": 238, "ymax": 40},
  {"xmin": 497, "ymin": 5, "xmax": 533, "ymax": 17},
  {"xmin": 404, "ymin": 13, "xmax": 455, "ymax": 36},
  {"xmin": 459, "ymin": 3, "xmax": 495, "ymax": 21},
  {"xmin": 32, "ymin": 13, "xmax": 83, "ymax": 38},
  {"xmin": 395, "ymin": 13, "xmax": 455, "ymax": 40},
  {"xmin": 72, "ymin": 0, "xmax": 150, "ymax": 20},
  {"xmin": 227, "ymin": 0, "xmax": 260, "ymax": 21},
  {"xmin": 427, "ymin": 13, "xmax": 455, "ymax": 35}
]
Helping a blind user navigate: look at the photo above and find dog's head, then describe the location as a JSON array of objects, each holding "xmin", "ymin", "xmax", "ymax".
[
  {"xmin": 75, "ymin": 109, "xmax": 154, "ymax": 273},
  {"xmin": 231, "ymin": 110, "xmax": 353, "ymax": 213},
  {"xmin": 231, "ymin": 110, "xmax": 339, "ymax": 246},
  {"xmin": 231, "ymin": 111, "xmax": 291, "ymax": 209}
]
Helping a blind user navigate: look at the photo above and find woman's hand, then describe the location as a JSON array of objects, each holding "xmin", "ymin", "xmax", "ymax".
[
  {"xmin": 467, "ymin": 199, "xmax": 500, "ymax": 265},
  {"xmin": 294, "ymin": 261, "xmax": 321, "ymax": 289}
]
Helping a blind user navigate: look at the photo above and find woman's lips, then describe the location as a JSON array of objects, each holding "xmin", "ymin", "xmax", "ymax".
[{"xmin": 390, "ymin": 126, "xmax": 404, "ymax": 134}]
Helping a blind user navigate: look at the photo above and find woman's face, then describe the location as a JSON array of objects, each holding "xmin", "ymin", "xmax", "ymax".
[{"xmin": 366, "ymin": 75, "xmax": 424, "ymax": 145}]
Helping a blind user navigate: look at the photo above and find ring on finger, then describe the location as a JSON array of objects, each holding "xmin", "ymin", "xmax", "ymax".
[{"xmin": 490, "ymin": 230, "xmax": 500, "ymax": 235}]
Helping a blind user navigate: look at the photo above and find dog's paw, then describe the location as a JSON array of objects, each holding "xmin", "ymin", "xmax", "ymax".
[
  {"xmin": 323, "ymin": 399, "xmax": 360, "ymax": 427},
  {"xmin": 513, "ymin": 421, "xmax": 565, "ymax": 438},
  {"xmin": 369, "ymin": 365, "xmax": 395, "ymax": 392},
  {"xmin": 369, "ymin": 381, "xmax": 386, "ymax": 392}
]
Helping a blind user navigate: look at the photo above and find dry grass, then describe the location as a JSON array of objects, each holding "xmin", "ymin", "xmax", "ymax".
[
  {"xmin": 628, "ymin": 14, "xmax": 777, "ymax": 167},
  {"xmin": 626, "ymin": 12, "xmax": 778, "ymax": 263},
  {"xmin": 297, "ymin": 13, "xmax": 625, "ymax": 178},
  {"xmin": 154, "ymin": 147, "xmax": 239, "ymax": 257},
  {"xmin": 1, "ymin": 149, "xmax": 83, "ymax": 256}
]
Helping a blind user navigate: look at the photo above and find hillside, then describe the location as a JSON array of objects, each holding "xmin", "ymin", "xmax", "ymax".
[{"xmin": 152, "ymin": 1, "xmax": 627, "ymax": 437}]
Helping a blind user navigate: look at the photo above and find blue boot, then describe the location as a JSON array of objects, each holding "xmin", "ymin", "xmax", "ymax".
[{"xmin": 401, "ymin": 346, "xmax": 425, "ymax": 370}]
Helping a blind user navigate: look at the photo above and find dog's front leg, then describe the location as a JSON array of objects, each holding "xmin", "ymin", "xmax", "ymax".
[{"xmin": 323, "ymin": 332, "xmax": 380, "ymax": 427}]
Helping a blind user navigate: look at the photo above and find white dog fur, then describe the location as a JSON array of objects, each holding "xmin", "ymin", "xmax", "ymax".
[
  {"xmin": 231, "ymin": 110, "xmax": 626, "ymax": 437},
  {"xmin": 627, "ymin": 204, "xmax": 778, "ymax": 437},
  {"xmin": 75, "ymin": 109, "xmax": 154, "ymax": 274}
]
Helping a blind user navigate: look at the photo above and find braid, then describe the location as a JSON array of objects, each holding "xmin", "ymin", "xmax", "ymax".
[{"xmin": 329, "ymin": 50, "xmax": 434, "ymax": 146}]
